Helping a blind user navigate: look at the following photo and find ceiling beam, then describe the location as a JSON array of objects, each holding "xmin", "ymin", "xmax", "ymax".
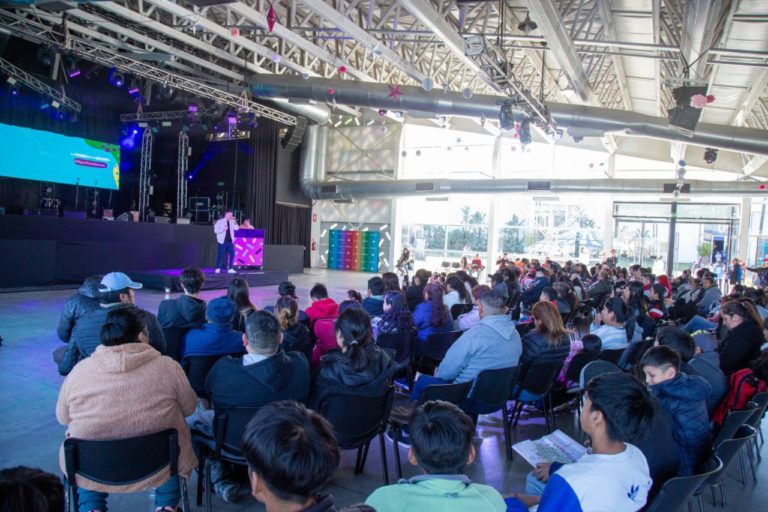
[
  {"xmin": 596, "ymin": 0, "xmax": 632, "ymax": 111},
  {"xmin": 679, "ymin": 0, "xmax": 722, "ymax": 79}
]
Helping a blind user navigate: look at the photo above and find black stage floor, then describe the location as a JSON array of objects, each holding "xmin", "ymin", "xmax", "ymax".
[{"xmin": 127, "ymin": 268, "xmax": 289, "ymax": 291}]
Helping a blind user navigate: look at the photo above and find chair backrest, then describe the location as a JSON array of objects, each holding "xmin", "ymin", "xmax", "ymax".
[
  {"xmin": 213, "ymin": 406, "xmax": 263, "ymax": 458},
  {"xmin": 450, "ymin": 303, "xmax": 473, "ymax": 320},
  {"xmin": 319, "ymin": 386, "xmax": 394, "ymax": 449},
  {"xmin": 746, "ymin": 392, "xmax": 768, "ymax": 430},
  {"xmin": 450, "ymin": 262, "xmax": 461, "ymax": 269},
  {"xmin": 514, "ymin": 360, "xmax": 562, "ymax": 397},
  {"xmin": 712, "ymin": 403, "xmax": 759, "ymax": 448},
  {"xmin": 597, "ymin": 348, "xmax": 625, "ymax": 365},
  {"xmin": 64, "ymin": 429, "xmax": 179, "ymax": 486},
  {"xmin": 421, "ymin": 331, "xmax": 462, "ymax": 362},
  {"xmin": 713, "ymin": 425, "xmax": 757, "ymax": 471},
  {"xmin": 465, "ymin": 367, "xmax": 518, "ymax": 415},
  {"xmin": 579, "ymin": 360, "xmax": 622, "ymax": 389},
  {"xmin": 420, "ymin": 380, "xmax": 473, "ymax": 407},
  {"xmin": 182, "ymin": 353, "xmax": 242, "ymax": 397},
  {"xmin": 643, "ymin": 456, "xmax": 724, "ymax": 512},
  {"xmin": 441, "ymin": 261, "xmax": 451, "ymax": 269},
  {"xmin": 565, "ymin": 351, "xmax": 599, "ymax": 384},
  {"xmin": 623, "ymin": 339, "xmax": 654, "ymax": 368},
  {"xmin": 377, "ymin": 331, "xmax": 414, "ymax": 365}
]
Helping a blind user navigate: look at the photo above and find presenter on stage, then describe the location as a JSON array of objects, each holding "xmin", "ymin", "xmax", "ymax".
[{"xmin": 214, "ymin": 210, "xmax": 239, "ymax": 274}]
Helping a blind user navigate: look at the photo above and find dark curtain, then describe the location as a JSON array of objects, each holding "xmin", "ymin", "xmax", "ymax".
[{"xmin": 244, "ymin": 119, "xmax": 311, "ymax": 268}]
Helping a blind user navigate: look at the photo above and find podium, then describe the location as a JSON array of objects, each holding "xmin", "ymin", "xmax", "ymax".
[{"xmin": 234, "ymin": 228, "xmax": 265, "ymax": 270}]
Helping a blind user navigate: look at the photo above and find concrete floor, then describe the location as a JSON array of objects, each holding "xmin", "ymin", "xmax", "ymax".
[{"xmin": 1, "ymin": 268, "xmax": 766, "ymax": 511}]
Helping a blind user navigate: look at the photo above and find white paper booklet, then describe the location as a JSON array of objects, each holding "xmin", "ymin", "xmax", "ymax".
[{"xmin": 512, "ymin": 430, "xmax": 588, "ymax": 467}]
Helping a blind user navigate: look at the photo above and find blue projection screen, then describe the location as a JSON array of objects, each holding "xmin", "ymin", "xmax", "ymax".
[{"xmin": 0, "ymin": 123, "xmax": 121, "ymax": 189}]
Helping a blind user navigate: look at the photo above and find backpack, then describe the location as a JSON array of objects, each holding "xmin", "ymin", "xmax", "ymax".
[{"xmin": 711, "ymin": 368, "xmax": 767, "ymax": 427}]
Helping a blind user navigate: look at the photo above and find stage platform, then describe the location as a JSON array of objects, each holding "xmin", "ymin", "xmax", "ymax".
[{"xmin": 127, "ymin": 268, "xmax": 289, "ymax": 292}]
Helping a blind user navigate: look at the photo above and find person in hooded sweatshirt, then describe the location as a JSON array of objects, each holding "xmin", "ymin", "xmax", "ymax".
[
  {"xmin": 641, "ymin": 345, "xmax": 712, "ymax": 476},
  {"xmin": 305, "ymin": 283, "xmax": 339, "ymax": 328},
  {"xmin": 187, "ymin": 310, "xmax": 310, "ymax": 503},
  {"xmin": 54, "ymin": 274, "xmax": 102, "ymax": 363},
  {"xmin": 157, "ymin": 266, "xmax": 206, "ymax": 361}
]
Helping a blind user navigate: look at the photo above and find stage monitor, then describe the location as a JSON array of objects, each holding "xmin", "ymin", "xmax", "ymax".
[
  {"xmin": 0, "ymin": 122, "xmax": 120, "ymax": 189},
  {"xmin": 234, "ymin": 228, "xmax": 265, "ymax": 269}
]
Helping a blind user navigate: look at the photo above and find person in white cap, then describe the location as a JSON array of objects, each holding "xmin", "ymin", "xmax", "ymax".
[{"xmin": 57, "ymin": 272, "xmax": 166, "ymax": 375}]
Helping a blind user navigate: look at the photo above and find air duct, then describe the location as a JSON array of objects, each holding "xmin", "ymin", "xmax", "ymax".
[
  {"xmin": 300, "ymin": 126, "xmax": 768, "ymax": 199},
  {"xmin": 253, "ymin": 75, "xmax": 768, "ymax": 157}
]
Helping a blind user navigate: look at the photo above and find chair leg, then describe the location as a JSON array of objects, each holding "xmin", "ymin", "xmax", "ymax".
[
  {"xmin": 512, "ymin": 401, "xmax": 524, "ymax": 428},
  {"xmin": 204, "ymin": 457, "xmax": 212, "ymax": 512},
  {"xmin": 391, "ymin": 425, "xmax": 404, "ymax": 480},
  {"xmin": 745, "ymin": 443, "xmax": 758, "ymax": 483},
  {"xmin": 69, "ymin": 484, "xmax": 78, "ymax": 512},
  {"xmin": 356, "ymin": 442, "xmax": 372, "ymax": 475},
  {"xmin": 696, "ymin": 494, "xmax": 703, "ymax": 512},
  {"xmin": 502, "ymin": 403, "xmax": 513, "ymax": 461},
  {"xmin": 719, "ymin": 482, "xmax": 726, "ymax": 507},
  {"xmin": 180, "ymin": 476, "xmax": 190, "ymax": 512},
  {"xmin": 709, "ymin": 484, "xmax": 717, "ymax": 507},
  {"xmin": 195, "ymin": 448, "xmax": 205, "ymax": 507},
  {"xmin": 739, "ymin": 450, "xmax": 748, "ymax": 486},
  {"xmin": 378, "ymin": 433, "xmax": 389, "ymax": 485},
  {"xmin": 354, "ymin": 446, "xmax": 364, "ymax": 475}
]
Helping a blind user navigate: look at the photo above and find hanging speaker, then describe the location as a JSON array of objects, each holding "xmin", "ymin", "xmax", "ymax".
[{"xmin": 281, "ymin": 116, "xmax": 308, "ymax": 152}]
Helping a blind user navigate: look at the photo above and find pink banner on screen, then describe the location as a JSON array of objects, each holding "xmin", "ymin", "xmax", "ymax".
[{"xmin": 234, "ymin": 229, "xmax": 265, "ymax": 267}]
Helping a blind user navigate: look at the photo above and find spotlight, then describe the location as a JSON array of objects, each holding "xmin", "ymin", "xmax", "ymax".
[
  {"xmin": 188, "ymin": 103, "xmax": 198, "ymax": 113},
  {"xmin": 128, "ymin": 79, "xmax": 140, "ymax": 95},
  {"xmin": 66, "ymin": 58, "xmax": 81, "ymax": 78},
  {"xmin": 50, "ymin": 100, "xmax": 61, "ymax": 109},
  {"xmin": 7, "ymin": 76, "xmax": 18, "ymax": 96},
  {"xmin": 704, "ymin": 147, "xmax": 718, "ymax": 164},
  {"xmin": 227, "ymin": 111, "xmax": 238, "ymax": 124},
  {"xmin": 109, "ymin": 68, "xmax": 124, "ymax": 87},
  {"xmin": 161, "ymin": 121, "xmax": 172, "ymax": 127},
  {"xmin": 518, "ymin": 119, "xmax": 532, "ymax": 146},
  {"xmin": 498, "ymin": 102, "xmax": 514, "ymax": 130},
  {"xmin": 36, "ymin": 47, "xmax": 54, "ymax": 66},
  {"xmin": 518, "ymin": 12, "xmax": 538, "ymax": 34}
]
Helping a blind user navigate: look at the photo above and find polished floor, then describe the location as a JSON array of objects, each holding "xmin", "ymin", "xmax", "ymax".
[{"xmin": 1, "ymin": 268, "xmax": 766, "ymax": 511}]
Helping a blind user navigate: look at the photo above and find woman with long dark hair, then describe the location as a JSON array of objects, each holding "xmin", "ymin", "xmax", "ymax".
[
  {"xmin": 382, "ymin": 272, "xmax": 401, "ymax": 292},
  {"xmin": 413, "ymin": 283, "xmax": 453, "ymax": 341},
  {"xmin": 373, "ymin": 291, "xmax": 416, "ymax": 339},
  {"xmin": 406, "ymin": 268, "xmax": 431, "ymax": 311},
  {"xmin": 443, "ymin": 275, "xmax": 470, "ymax": 311},
  {"xmin": 309, "ymin": 308, "xmax": 398, "ymax": 409},
  {"xmin": 718, "ymin": 298, "xmax": 765, "ymax": 375},
  {"xmin": 227, "ymin": 278, "xmax": 256, "ymax": 333},
  {"xmin": 274, "ymin": 296, "xmax": 312, "ymax": 362},
  {"xmin": 623, "ymin": 280, "xmax": 654, "ymax": 341}
]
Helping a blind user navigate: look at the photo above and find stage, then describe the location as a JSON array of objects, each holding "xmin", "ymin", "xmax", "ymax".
[{"xmin": 126, "ymin": 268, "xmax": 289, "ymax": 291}]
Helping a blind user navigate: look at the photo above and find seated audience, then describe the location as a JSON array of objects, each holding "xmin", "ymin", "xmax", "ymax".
[
  {"xmin": 262, "ymin": 281, "xmax": 309, "ymax": 325},
  {"xmin": 697, "ymin": 275, "xmax": 723, "ymax": 313},
  {"xmin": 57, "ymin": 307, "xmax": 196, "ymax": 512},
  {"xmin": 641, "ymin": 346, "xmax": 711, "ymax": 475},
  {"xmin": 347, "ymin": 289, "xmax": 363, "ymax": 303},
  {"xmin": 275, "ymin": 296, "xmax": 312, "ymax": 362},
  {"xmin": 443, "ymin": 275, "xmax": 470, "ymax": 311},
  {"xmin": 312, "ymin": 299, "xmax": 361, "ymax": 368},
  {"xmin": 412, "ymin": 283, "xmax": 454, "ymax": 342},
  {"xmin": 586, "ymin": 270, "xmax": 612, "ymax": 301},
  {"xmin": 58, "ymin": 272, "xmax": 165, "ymax": 375},
  {"xmin": 489, "ymin": 272, "xmax": 509, "ymax": 300},
  {"xmin": 456, "ymin": 284, "xmax": 490, "ymax": 331},
  {"xmin": 656, "ymin": 326, "xmax": 727, "ymax": 414},
  {"xmin": 521, "ymin": 267, "xmax": 549, "ymax": 308},
  {"xmin": 182, "ymin": 297, "xmax": 243, "ymax": 358},
  {"xmin": 305, "ymin": 283, "xmax": 339, "ymax": 328},
  {"xmin": 309, "ymin": 308, "xmax": 399, "ymax": 409},
  {"xmin": 552, "ymin": 282, "xmax": 577, "ymax": 316},
  {"xmin": 382, "ymin": 271, "xmax": 401, "ymax": 292},
  {"xmin": 188, "ymin": 310, "xmax": 310, "ymax": 503},
  {"xmin": 362, "ymin": 276, "xmax": 385, "ymax": 317},
  {"xmin": 227, "ymin": 278, "xmax": 257, "ymax": 333},
  {"xmin": 372, "ymin": 291, "xmax": 416, "ymax": 340},
  {"xmin": 367, "ymin": 401, "xmax": 506, "ymax": 512},
  {"xmin": 539, "ymin": 286, "xmax": 556, "ymax": 304},
  {"xmin": 508, "ymin": 372, "xmax": 654, "ymax": 511},
  {"xmin": 589, "ymin": 297, "xmax": 633, "ymax": 351},
  {"xmin": 517, "ymin": 301, "xmax": 570, "ymax": 385},
  {"xmin": 0, "ymin": 466, "xmax": 64, "ymax": 512},
  {"xmin": 241, "ymin": 401, "xmax": 373, "ymax": 512},
  {"xmin": 718, "ymin": 299, "xmax": 766, "ymax": 375},
  {"xmin": 157, "ymin": 266, "xmax": 206, "ymax": 360},
  {"xmin": 405, "ymin": 269, "xmax": 430, "ymax": 311},
  {"xmin": 57, "ymin": 274, "xmax": 102, "ymax": 342}
]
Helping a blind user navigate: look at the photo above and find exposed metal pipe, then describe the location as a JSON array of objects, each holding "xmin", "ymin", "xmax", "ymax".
[
  {"xmin": 252, "ymin": 75, "xmax": 768, "ymax": 157},
  {"xmin": 300, "ymin": 126, "xmax": 768, "ymax": 199}
]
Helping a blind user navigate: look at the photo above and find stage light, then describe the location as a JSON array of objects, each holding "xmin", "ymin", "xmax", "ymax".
[
  {"xmin": 161, "ymin": 121, "xmax": 172, "ymax": 127},
  {"xmin": 66, "ymin": 58, "xmax": 81, "ymax": 78},
  {"xmin": 518, "ymin": 12, "xmax": 538, "ymax": 34},
  {"xmin": 518, "ymin": 119, "xmax": 532, "ymax": 146},
  {"xmin": 109, "ymin": 68, "xmax": 124, "ymax": 87},
  {"xmin": 40, "ymin": 102, "xmax": 50, "ymax": 110},
  {"xmin": 227, "ymin": 111, "xmax": 238, "ymax": 124},
  {"xmin": 188, "ymin": 103, "xmax": 198, "ymax": 113},
  {"xmin": 704, "ymin": 147, "xmax": 718, "ymax": 164},
  {"xmin": 498, "ymin": 104, "xmax": 514, "ymax": 131},
  {"xmin": 50, "ymin": 100, "xmax": 61, "ymax": 109},
  {"xmin": 37, "ymin": 47, "xmax": 54, "ymax": 66}
]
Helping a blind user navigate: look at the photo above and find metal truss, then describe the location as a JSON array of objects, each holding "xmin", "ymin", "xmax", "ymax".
[
  {"xmin": 176, "ymin": 130, "xmax": 189, "ymax": 218},
  {"xmin": 119, "ymin": 109, "xmax": 218, "ymax": 123},
  {"xmin": 0, "ymin": 56, "xmax": 81, "ymax": 112},
  {"xmin": 138, "ymin": 127, "xmax": 153, "ymax": 221}
]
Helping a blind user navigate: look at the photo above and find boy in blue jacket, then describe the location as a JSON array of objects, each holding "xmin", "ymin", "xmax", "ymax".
[{"xmin": 641, "ymin": 345, "xmax": 712, "ymax": 475}]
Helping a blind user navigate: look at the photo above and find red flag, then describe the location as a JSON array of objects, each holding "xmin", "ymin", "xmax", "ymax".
[{"xmin": 267, "ymin": 4, "xmax": 277, "ymax": 32}]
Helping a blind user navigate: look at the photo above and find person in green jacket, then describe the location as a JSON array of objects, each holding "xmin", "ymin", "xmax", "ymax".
[{"xmin": 366, "ymin": 401, "xmax": 506, "ymax": 512}]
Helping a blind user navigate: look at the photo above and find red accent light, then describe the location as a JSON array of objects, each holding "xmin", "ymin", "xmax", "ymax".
[{"xmin": 760, "ymin": 184, "xmax": 766, "ymax": 190}]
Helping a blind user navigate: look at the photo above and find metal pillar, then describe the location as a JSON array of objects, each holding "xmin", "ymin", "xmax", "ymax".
[
  {"xmin": 666, "ymin": 202, "xmax": 677, "ymax": 276},
  {"xmin": 176, "ymin": 130, "xmax": 189, "ymax": 219},
  {"xmin": 138, "ymin": 127, "xmax": 153, "ymax": 221}
]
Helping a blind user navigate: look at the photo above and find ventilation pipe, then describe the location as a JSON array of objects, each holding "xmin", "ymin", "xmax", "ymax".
[
  {"xmin": 300, "ymin": 126, "xmax": 768, "ymax": 199},
  {"xmin": 254, "ymin": 75, "xmax": 768, "ymax": 157}
]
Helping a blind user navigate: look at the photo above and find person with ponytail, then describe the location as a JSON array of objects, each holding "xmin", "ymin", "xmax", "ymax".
[
  {"xmin": 718, "ymin": 298, "xmax": 766, "ymax": 375},
  {"xmin": 274, "ymin": 296, "xmax": 312, "ymax": 362},
  {"xmin": 309, "ymin": 308, "xmax": 399, "ymax": 409},
  {"xmin": 589, "ymin": 297, "xmax": 633, "ymax": 351},
  {"xmin": 413, "ymin": 283, "xmax": 453, "ymax": 341},
  {"xmin": 623, "ymin": 281, "xmax": 654, "ymax": 341}
]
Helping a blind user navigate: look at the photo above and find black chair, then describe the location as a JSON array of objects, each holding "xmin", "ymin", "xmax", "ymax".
[
  {"xmin": 579, "ymin": 360, "xmax": 622, "ymax": 389},
  {"xmin": 745, "ymin": 392, "xmax": 768, "ymax": 463},
  {"xmin": 597, "ymin": 348, "xmax": 625, "ymax": 365},
  {"xmin": 507, "ymin": 360, "xmax": 563, "ymax": 433},
  {"xmin": 621, "ymin": 338, "xmax": 654, "ymax": 369},
  {"xmin": 411, "ymin": 330, "xmax": 462, "ymax": 379},
  {"xmin": 712, "ymin": 403, "xmax": 759, "ymax": 448},
  {"xmin": 193, "ymin": 405, "xmax": 261, "ymax": 511},
  {"xmin": 450, "ymin": 303, "xmax": 473, "ymax": 320},
  {"xmin": 706, "ymin": 425, "xmax": 758, "ymax": 506},
  {"xmin": 64, "ymin": 429, "xmax": 189, "ymax": 512},
  {"xmin": 388, "ymin": 380, "xmax": 473, "ymax": 479},
  {"xmin": 182, "ymin": 353, "xmax": 243, "ymax": 398},
  {"xmin": 508, "ymin": 290, "xmax": 522, "ymax": 321},
  {"xmin": 377, "ymin": 331, "xmax": 414, "ymax": 366},
  {"xmin": 318, "ymin": 386, "xmax": 395, "ymax": 484},
  {"xmin": 564, "ymin": 351, "xmax": 599, "ymax": 388},
  {"xmin": 644, "ymin": 455, "xmax": 723, "ymax": 512},
  {"xmin": 463, "ymin": 367, "xmax": 519, "ymax": 460}
]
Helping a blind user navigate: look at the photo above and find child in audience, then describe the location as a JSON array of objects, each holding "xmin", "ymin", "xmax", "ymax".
[
  {"xmin": 507, "ymin": 372, "xmax": 654, "ymax": 511},
  {"xmin": 366, "ymin": 401, "xmax": 506, "ymax": 512},
  {"xmin": 240, "ymin": 401, "xmax": 373, "ymax": 512},
  {"xmin": 641, "ymin": 345, "xmax": 712, "ymax": 475}
]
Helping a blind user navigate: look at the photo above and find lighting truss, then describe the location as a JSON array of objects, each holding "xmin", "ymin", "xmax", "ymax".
[
  {"xmin": 176, "ymin": 130, "xmax": 189, "ymax": 219},
  {"xmin": 1, "ymin": 15, "xmax": 296, "ymax": 126},
  {"xmin": 0, "ymin": 56, "xmax": 81, "ymax": 112},
  {"xmin": 138, "ymin": 127, "xmax": 153, "ymax": 222},
  {"xmin": 119, "ymin": 109, "xmax": 218, "ymax": 123}
]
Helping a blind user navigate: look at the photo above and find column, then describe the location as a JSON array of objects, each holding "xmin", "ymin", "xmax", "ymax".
[{"xmin": 738, "ymin": 197, "xmax": 751, "ymax": 261}]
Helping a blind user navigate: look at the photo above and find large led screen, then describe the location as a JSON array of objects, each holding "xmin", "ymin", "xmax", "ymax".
[{"xmin": 0, "ymin": 123, "xmax": 120, "ymax": 189}]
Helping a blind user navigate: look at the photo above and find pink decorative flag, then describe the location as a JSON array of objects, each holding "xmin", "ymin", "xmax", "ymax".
[{"xmin": 267, "ymin": 4, "xmax": 277, "ymax": 32}]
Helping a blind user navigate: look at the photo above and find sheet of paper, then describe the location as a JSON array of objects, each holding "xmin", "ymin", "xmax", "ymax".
[{"xmin": 512, "ymin": 430, "xmax": 587, "ymax": 467}]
